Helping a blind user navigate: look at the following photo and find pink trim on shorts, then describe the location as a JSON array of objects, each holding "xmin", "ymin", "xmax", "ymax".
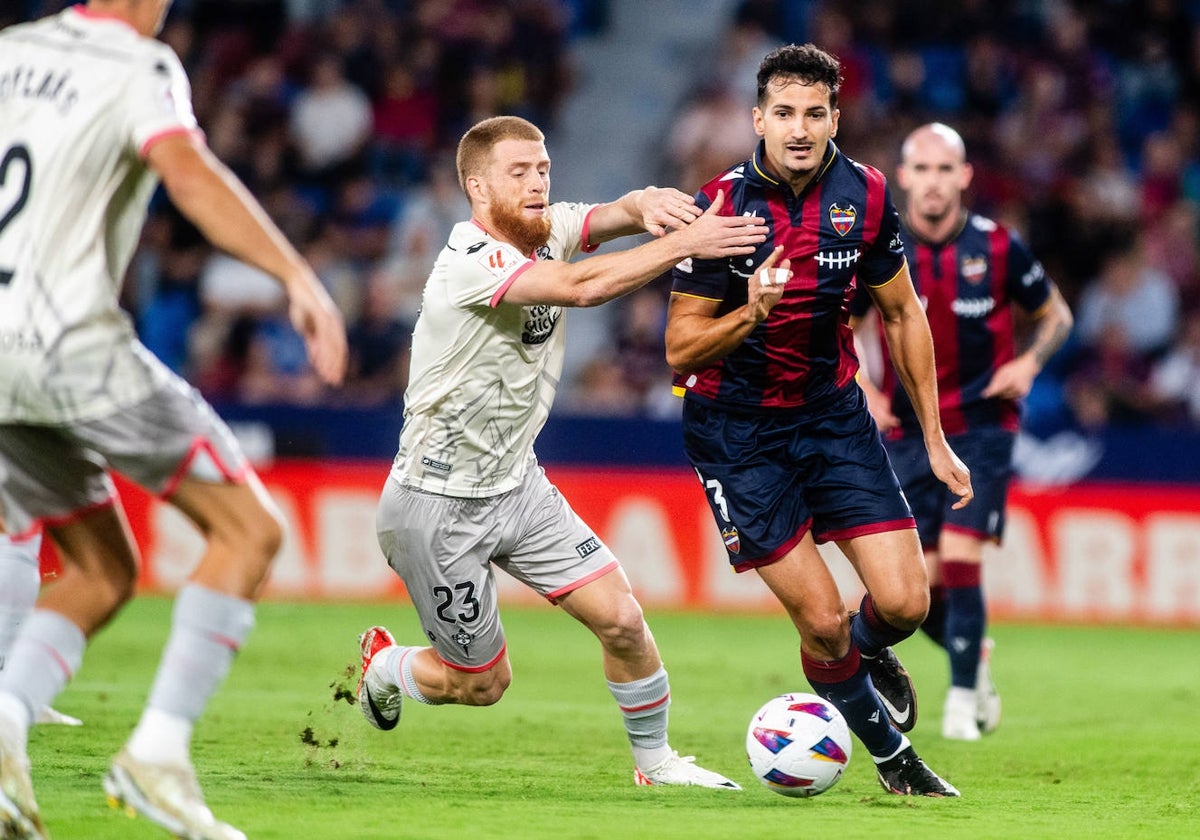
[
  {"xmin": 15, "ymin": 496, "xmax": 119, "ymax": 541},
  {"xmin": 816, "ymin": 517, "xmax": 917, "ymax": 545},
  {"xmin": 731, "ymin": 519, "xmax": 812, "ymax": 574},
  {"xmin": 545, "ymin": 559, "xmax": 620, "ymax": 604},
  {"xmin": 488, "ymin": 260, "xmax": 535, "ymax": 307},
  {"xmin": 161, "ymin": 435, "xmax": 248, "ymax": 498},
  {"xmin": 139, "ymin": 126, "xmax": 205, "ymax": 159},
  {"xmin": 440, "ymin": 643, "xmax": 507, "ymax": 674}
]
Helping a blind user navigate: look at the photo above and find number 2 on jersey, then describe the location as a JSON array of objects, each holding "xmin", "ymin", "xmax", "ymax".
[{"xmin": 0, "ymin": 143, "xmax": 33, "ymax": 287}]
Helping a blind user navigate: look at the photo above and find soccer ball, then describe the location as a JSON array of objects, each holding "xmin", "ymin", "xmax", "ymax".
[{"xmin": 746, "ymin": 692, "xmax": 852, "ymax": 797}]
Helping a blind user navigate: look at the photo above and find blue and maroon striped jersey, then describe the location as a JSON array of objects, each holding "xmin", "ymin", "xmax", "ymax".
[
  {"xmin": 855, "ymin": 211, "xmax": 1054, "ymax": 436},
  {"xmin": 671, "ymin": 141, "xmax": 905, "ymax": 411}
]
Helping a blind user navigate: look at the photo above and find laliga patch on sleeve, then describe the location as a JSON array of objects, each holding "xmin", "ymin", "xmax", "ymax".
[{"xmin": 478, "ymin": 244, "xmax": 526, "ymax": 278}]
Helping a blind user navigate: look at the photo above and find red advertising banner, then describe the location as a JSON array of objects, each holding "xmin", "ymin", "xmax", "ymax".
[{"xmin": 81, "ymin": 461, "xmax": 1200, "ymax": 626}]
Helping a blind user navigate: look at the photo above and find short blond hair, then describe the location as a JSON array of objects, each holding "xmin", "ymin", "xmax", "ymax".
[{"xmin": 455, "ymin": 116, "xmax": 545, "ymax": 195}]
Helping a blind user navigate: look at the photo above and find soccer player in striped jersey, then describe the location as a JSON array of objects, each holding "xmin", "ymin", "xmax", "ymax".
[
  {"xmin": 851, "ymin": 123, "xmax": 1073, "ymax": 741},
  {"xmin": 667, "ymin": 44, "xmax": 971, "ymax": 797},
  {"xmin": 0, "ymin": 2, "xmax": 347, "ymax": 838}
]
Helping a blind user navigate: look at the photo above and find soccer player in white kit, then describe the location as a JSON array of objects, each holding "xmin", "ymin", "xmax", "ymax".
[
  {"xmin": 356, "ymin": 115, "xmax": 780, "ymax": 789},
  {"xmin": 0, "ymin": 3, "xmax": 347, "ymax": 839}
]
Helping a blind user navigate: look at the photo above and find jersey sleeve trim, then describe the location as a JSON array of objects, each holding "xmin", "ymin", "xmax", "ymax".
[
  {"xmin": 866, "ymin": 260, "xmax": 907, "ymax": 289},
  {"xmin": 579, "ymin": 204, "xmax": 601, "ymax": 253},
  {"xmin": 488, "ymin": 259, "xmax": 536, "ymax": 307},
  {"xmin": 138, "ymin": 126, "xmax": 205, "ymax": 159},
  {"xmin": 669, "ymin": 290, "xmax": 724, "ymax": 303}
]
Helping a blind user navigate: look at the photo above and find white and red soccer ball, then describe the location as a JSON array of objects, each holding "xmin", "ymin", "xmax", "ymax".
[{"xmin": 746, "ymin": 692, "xmax": 852, "ymax": 797}]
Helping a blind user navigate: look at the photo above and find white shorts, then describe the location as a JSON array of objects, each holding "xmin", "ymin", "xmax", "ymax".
[
  {"xmin": 377, "ymin": 464, "xmax": 619, "ymax": 671},
  {"xmin": 0, "ymin": 376, "xmax": 248, "ymax": 538}
]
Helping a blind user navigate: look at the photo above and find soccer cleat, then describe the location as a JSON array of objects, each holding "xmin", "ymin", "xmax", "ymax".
[
  {"xmin": 0, "ymin": 716, "xmax": 47, "ymax": 840},
  {"xmin": 975, "ymin": 637, "xmax": 1001, "ymax": 734},
  {"xmin": 34, "ymin": 707, "xmax": 81, "ymax": 727},
  {"xmin": 103, "ymin": 749, "xmax": 245, "ymax": 840},
  {"xmin": 357, "ymin": 626, "xmax": 401, "ymax": 731},
  {"xmin": 875, "ymin": 746, "xmax": 960, "ymax": 797},
  {"xmin": 941, "ymin": 688, "xmax": 982, "ymax": 741},
  {"xmin": 633, "ymin": 752, "xmax": 741, "ymax": 790},
  {"xmin": 864, "ymin": 646, "xmax": 918, "ymax": 733}
]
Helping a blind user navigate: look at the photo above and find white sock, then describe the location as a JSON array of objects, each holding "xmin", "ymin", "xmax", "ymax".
[
  {"xmin": 0, "ymin": 533, "xmax": 42, "ymax": 670},
  {"xmin": 0, "ymin": 692, "xmax": 32, "ymax": 751},
  {"xmin": 381, "ymin": 646, "xmax": 435, "ymax": 704}
]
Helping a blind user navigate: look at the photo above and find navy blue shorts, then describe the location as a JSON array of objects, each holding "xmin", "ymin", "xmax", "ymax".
[
  {"xmin": 681, "ymin": 386, "xmax": 915, "ymax": 572},
  {"xmin": 886, "ymin": 427, "xmax": 1015, "ymax": 549}
]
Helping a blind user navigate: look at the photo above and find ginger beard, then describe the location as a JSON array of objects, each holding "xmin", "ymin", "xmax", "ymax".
[{"xmin": 489, "ymin": 193, "xmax": 552, "ymax": 256}]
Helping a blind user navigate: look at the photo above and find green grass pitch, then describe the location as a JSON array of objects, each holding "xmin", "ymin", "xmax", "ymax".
[{"xmin": 27, "ymin": 598, "xmax": 1200, "ymax": 839}]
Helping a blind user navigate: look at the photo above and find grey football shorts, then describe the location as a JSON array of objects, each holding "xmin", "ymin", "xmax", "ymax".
[
  {"xmin": 377, "ymin": 463, "xmax": 619, "ymax": 671},
  {"xmin": 0, "ymin": 377, "xmax": 248, "ymax": 537}
]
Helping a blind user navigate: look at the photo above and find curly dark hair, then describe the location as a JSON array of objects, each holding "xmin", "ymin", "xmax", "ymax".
[{"xmin": 756, "ymin": 43, "xmax": 842, "ymax": 108}]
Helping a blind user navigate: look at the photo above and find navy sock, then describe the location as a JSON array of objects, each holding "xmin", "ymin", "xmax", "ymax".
[
  {"xmin": 803, "ymin": 645, "xmax": 903, "ymax": 759},
  {"xmin": 921, "ymin": 584, "xmax": 947, "ymax": 647},
  {"xmin": 849, "ymin": 594, "xmax": 913, "ymax": 658},
  {"xmin": 942, "ymin": 560, "xmax": 985, "ymax": 689}
]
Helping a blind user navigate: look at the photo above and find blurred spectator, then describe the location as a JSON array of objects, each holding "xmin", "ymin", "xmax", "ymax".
[
  {"xmin": 667, "ymin": 82, "xmax": 757, "ymax": 195},
  {"xmin": 289, "ymin": 52, "xmax": 373, "ymax": 189},
  {"xmin": 342, "ymin": 270, "xmax": 414, "ymax": 407},
  {"xmin": 1075, "ymin": 230, "xmax": 1180, "ymax": 358},
  {"xmin": 1145, "ymin": 308, "xmax": 1200, "ymax": 425}
]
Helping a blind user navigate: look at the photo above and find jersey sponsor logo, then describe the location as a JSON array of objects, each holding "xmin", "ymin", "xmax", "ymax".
[
  {"xmin": 961, "ymin": 256, "xmax": 988, "ymax": 284},
  {"xmin": 721, "ymin": 526, "xmax": 740, "ymax": 554},
  {"xmin": 0, "ymin": 329, "xmax": 44, "ymax": 353},
  {"xmin": 1022, "ymin": 261, "xmax": 1045, "ymax": 287},
  {"xmin": 815, "ymin": 248, "xmax": 861, "ymax": 270},
  {"xmin": 951, "ymin": 295, "xmax": 996, "ymax": 318},
  {"xmin": 521, "ymin": 304, "xmax": 560, "ymax": 345},
  {"xmin": 575, "ymin": 536, "xmax": 601, "ymax": 558},
  {"xmin": 420, "ymin": 455, "xmax": 452, "ymax": 474},
  {"xmin": 829, "ymin": 202, "xmax": 858, "ymax": 236}
]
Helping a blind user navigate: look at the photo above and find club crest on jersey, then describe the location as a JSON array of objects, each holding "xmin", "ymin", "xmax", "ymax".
[
  {"xmin": 829, "ymin": 203, "xmax": 857, "ymax": 237},
  {"xmin": 962, "ymin": 256, "xmax": 988, "ymax": 284},
  {"xmin": 721, "ymin": 526, "xmax": 741, "ymax": 554}
]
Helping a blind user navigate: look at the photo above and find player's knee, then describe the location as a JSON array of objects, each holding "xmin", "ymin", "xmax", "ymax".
[
  {"xmin": 593, "ymin": 599, "xmax": 649, "ymax": 656},
  {"xmin": 872, "ymin": 589, "xmax": 928, "ymax": 631},
  {"xmin": 804, "ymin": 606, "xmax": 850, "ymax": 651},
  {"xmin": 456, "ymin": 668, "xmax": 511, "ymax": 706}
]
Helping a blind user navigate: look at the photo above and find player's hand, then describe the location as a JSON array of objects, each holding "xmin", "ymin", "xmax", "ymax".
[
  {"xmin": 743, "ymin": 245, "xmax": 791, "ymax": 324},
  {"xmin": 288, "ymin": 273, "xmax": 348, "ymax": 386},
  {"xmin": 862, "ymin": 381, "xmax": 900, "ymax": 432},
  {"xmin": 928, "ymin": 439, "xmax": 973, "ymax": 510},
  {"xmin": 636, "ymin": 186, "xmax": 701, "ymax": 236},
  {"xmin": 982, "ymin": 355, "xmax": 1039, "ymax": 400},
  {"xmin": 678, "ymin": 189, "xmax": 768, "ymax": 259}
]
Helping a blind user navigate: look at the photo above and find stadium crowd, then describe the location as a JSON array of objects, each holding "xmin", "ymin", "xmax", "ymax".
[{"xmin": 5, "ymin": 0, "xmax": 1199, "ymax": 431}]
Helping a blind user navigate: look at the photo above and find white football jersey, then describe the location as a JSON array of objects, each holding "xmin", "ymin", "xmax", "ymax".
[
  {"xmin": 392, "ymin": 202, "xmax": 597, "ymax": 497},
  {"xmin": 0, "ymin": 8, "xmax": 199, "ymax": 422}
]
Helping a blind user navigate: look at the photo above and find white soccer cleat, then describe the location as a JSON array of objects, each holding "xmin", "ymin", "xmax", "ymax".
[
  {"xmin": 0, "ymin": 716, "xmax": 47, "ymax": 840},
  {"xmin": 103, "ymin": 749, "xmax": 245, "ymax": 840},
  {"xmin": 34, "ymin": 707, "xmax": 81, "ymax": 727},
  {"xmin": 633, "ymin": 752, "xmax": 741, "ymax": 790},
  {"xmin": 941, "ymin": 687, "xmax": 982, "ymax": 741},
  {"xmin": 975, "ymin": 637, "xmax": 1002, "ymax": 734},
  {"xmin": 357, "ymin": 627, "xmax": 402, "ymax": 731}
]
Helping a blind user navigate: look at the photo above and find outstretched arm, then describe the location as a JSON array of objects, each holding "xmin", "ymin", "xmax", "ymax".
[
  {"xmin": 501, "ymin": 191, "xmax": 767, "ymax": 308},
  {"xmin": 146, "ymin": 133, "xmax": 347, "ymax": 386},
  {"xmin": 585, "ymin": 186, "xmax": 704, "ymax": 243},
  {"xmin": 868, "ymin": 263, "xmax": 973, "ymax": 509}
]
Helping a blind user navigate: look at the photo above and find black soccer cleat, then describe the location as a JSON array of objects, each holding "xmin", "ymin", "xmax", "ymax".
[
  {"xmin": 876, "ymin": 747, "xmax": 960, "ymax": 797},
  {"xmin": 865, "ymin": 646, "xmax": 918, "ymax": 732}
]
